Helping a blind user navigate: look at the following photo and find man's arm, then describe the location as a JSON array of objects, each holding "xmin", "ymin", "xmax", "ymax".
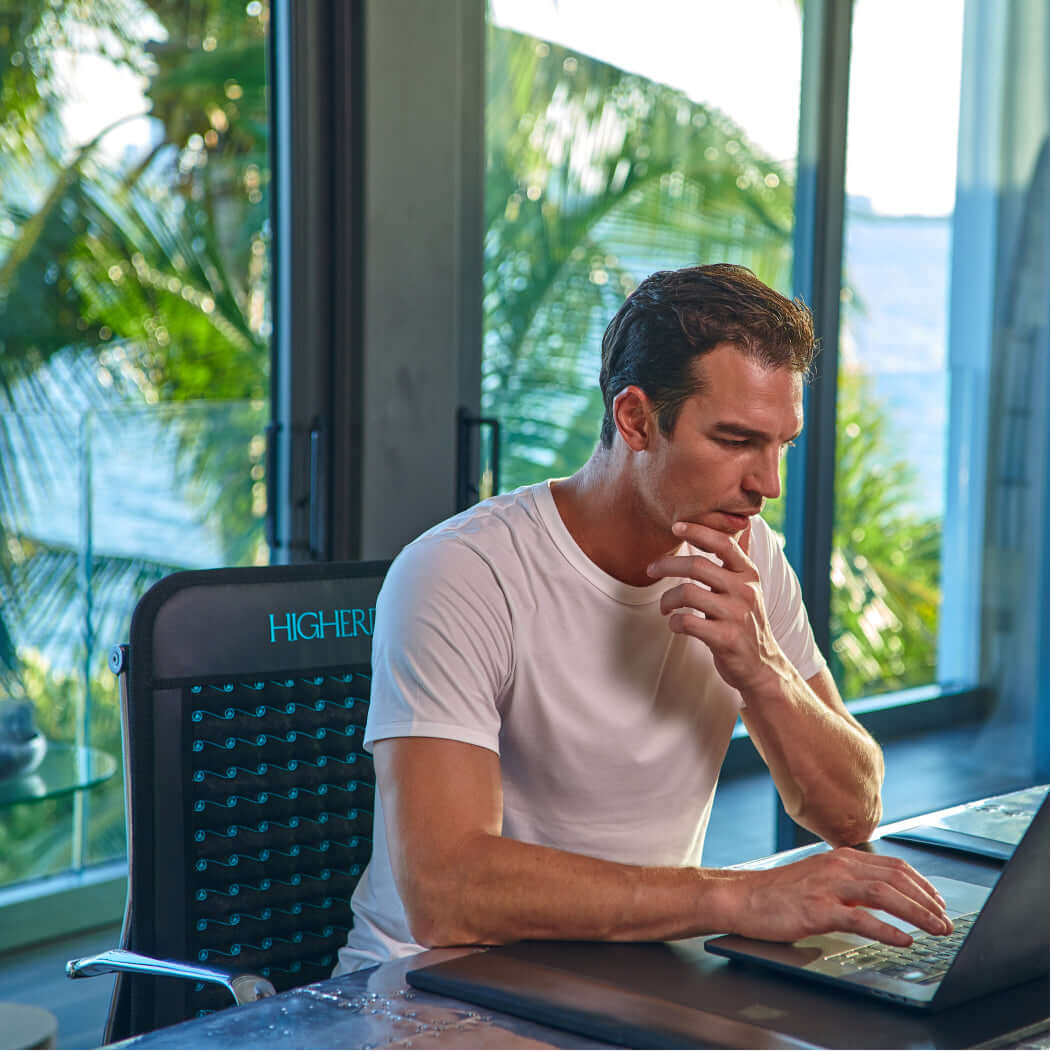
[
  {"xmin": 648, "ymin": 520, "xmax": 884, "ymax": 847},
  {"xmin": 376, "ymin": 735, "xmax": 950, "ymax": 950},
  {"xmin": 739, "ymin": 666, "xmax": 883, "ymax": 845}
]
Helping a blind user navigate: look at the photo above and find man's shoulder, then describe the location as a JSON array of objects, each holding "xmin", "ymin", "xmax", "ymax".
[{"xmin": 389, "ymin": 482, "xmax": 552, "ymax": 586}]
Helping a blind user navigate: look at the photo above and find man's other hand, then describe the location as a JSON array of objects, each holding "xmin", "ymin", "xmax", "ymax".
[{"xmin": 730, "ymin": 848, "xmax": 953, "ymax": 946}]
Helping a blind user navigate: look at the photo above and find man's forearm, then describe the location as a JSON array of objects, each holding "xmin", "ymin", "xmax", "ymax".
[
  {"xmin": 740, "ymin": 664, "xmax": 884, "ymax": 846},
  {"xmin": 379, "ymin": 738, "xmax": 948, "ymax": 953},
  {"xmin": 401, "ymin": 830, "xmax": 739, "ymax": 947},
  {"xmin": 646, "ymin": 523, "xmax": 883, "ymax": 846},
  {"xmin": 400, "ymin": 826, "xmax": 951, "ymax": 952}
]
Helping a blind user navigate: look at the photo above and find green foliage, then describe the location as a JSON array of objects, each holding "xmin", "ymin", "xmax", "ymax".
[
  {"xmin": 830, "ymin": 370, "xmax": 941, "ymax": 698},
  {"xmin": 0, "ymin": 0, "xmax": 271, "ymax": 885},
  {"xmin": 0, "ymin": 0, "xmax": 271, "ymax": 684},
  {"xmin": 484, "ymin": 24, "xmax": 794, "ymax": 489}
]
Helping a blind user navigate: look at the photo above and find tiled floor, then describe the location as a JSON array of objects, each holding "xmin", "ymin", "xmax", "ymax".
[{"xmin": 0, "ymin": 721, "xmax": 1037, "ymax": 1048}]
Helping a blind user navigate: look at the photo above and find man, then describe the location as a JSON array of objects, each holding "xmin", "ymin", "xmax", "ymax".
[{"xmin": 335, "ymin": 264, "xmax": 952, "ymax": 974}]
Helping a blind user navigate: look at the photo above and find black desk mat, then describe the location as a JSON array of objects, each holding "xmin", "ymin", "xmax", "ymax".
[
  {"xmin": 408, "ymin": 840, "xmax": 1049, "ymax": 1049},
  {"xmin": 409, "ymin": 939, "xmax": 1047, "ymax": 1049}
]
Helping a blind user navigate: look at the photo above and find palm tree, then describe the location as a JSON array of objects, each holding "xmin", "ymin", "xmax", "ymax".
[
  {"xmin": 0, "ymin": 0, "xmax": 270, "ymax": 690},
  {"xmin": 0, "ymin": 0, "xmax": 271, "ymax": 881},
  {"xmin": 484, "ymin": 25, "xmax": 794, "ymax": 489}
]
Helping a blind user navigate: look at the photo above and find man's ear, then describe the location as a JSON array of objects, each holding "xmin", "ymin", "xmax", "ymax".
[{"xmin": 612, "ymin": 386, "xmax": 654, "ymax": 451}]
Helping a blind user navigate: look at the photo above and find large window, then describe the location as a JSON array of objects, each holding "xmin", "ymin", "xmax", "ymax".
[
  {"xmin": 830, "ymin": 1, "xmax": 965, "ymax": 699},
  {"xmin": 0, "ymin": 0, "xmax": 271, "ymax": 894},
  {"xmin": 483, "ymin": 0, "xmax": 1047, "ymax": 714},
  {"xmin": 0, "ymin": 0, "xmax": 1044, "ymax": 928}
]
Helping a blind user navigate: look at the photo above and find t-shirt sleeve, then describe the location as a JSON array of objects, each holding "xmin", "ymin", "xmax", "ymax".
[
  {"xmin": 752, "ymin": 518, "xmax": 827, "ymax": 682},
  {"xmin": 363, "ymin": 534, "xmax": 513, "ymax": 755}
]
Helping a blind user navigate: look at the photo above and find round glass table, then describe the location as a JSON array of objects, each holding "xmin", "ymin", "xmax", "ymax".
[{"xmin": 0, "ymin": 744, "xmax": 117, "ymax": 808}]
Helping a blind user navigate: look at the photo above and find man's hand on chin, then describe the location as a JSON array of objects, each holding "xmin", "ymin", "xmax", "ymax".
[{"xmin": 646, "ymin": 518, "xmax": 786, "ymax": 696}]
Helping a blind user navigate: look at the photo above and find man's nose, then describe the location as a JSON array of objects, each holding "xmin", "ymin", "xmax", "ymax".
[{"xmin": 745, "ymin": 451, "xmax": 782, "ymax": 500}]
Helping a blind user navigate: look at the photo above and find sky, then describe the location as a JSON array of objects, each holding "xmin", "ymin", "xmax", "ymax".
[
  {"xmin": 490, "ymin": 0, "xmax": 966, "ymax": 216},
  {"xmin": 59, "ymin": 0, "xmax": 965, "ymax": 218}
]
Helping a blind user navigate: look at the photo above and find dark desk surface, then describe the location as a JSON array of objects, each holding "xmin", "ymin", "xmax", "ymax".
[{"xmin": 119, "ymin": 792, "xmax": 1050, "ymax": 1050}]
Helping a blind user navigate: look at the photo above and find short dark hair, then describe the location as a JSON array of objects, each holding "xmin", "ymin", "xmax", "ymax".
[{"xmin": 598, "ymin": 264, "xmax": 816, "ymax": 447}]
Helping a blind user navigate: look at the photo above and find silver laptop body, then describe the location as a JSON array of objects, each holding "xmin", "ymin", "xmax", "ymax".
[{"xmin": 705, "ymin": 795, "xmax": 1049, "ymax": 1010}]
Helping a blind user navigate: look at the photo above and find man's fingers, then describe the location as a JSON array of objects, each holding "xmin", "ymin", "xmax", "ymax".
[
  {"xmin": 659, "ymin": 581, "xmax": 727, "ymax": 616},
  {"xmin": 740, "ymin": 854, "xmax": 956, "ymax": 946},
  {"xmin": 668, "ymin": 609, "xmax": 729, "ymax": 645},
  {"xmin": 648, "ymin": 554, "xmax": 738, "ymax": 591},
  {"xmin": 843, "ymin": 879, "xmax": 952, "ymax": 937},
  {"xmin": 672, "ymin": 520, "xmax": 752, "ymax": 570},
  {"xmin": 832, "ymin": 905, "xmax": 915, "ymax": 947},
  {"xmin": 846, "ymin": 851, "xmax": 949, "ymax": 916},
  {"xmin": 827, "ymin": 852, "xmax": 952, "ymax": 936}
]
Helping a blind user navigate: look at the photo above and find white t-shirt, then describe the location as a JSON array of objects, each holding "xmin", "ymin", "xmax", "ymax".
[{"xmin": 335, "ymin": 481, "xmax": 824, "ymax": 974}]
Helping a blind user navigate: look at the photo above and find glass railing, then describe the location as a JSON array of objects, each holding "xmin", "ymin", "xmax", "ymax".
[{"xmin": 0, "ymin": 400, "xmax": 269, "ymax": 889}]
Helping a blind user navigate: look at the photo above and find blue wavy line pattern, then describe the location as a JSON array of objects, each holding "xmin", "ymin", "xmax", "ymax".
[
  {"xmin": 194, "ymin": 837, "xmax": 371, "ymax": 871},
  {"xmin": 191, "ymin": 753, "xmax": 369, "ymax": 782},
  {"xmin": 192, "ymin": 810, "xmax": 371, "ymax": 840},
  {"xmin": 191, "ymin": 783, "xmax": 374, "ymax": 814},
  {"xmin": 186, "ymin": 665, "xmax": 374, "ymax": 1007},
  {"xmin": 191, "ymin": 725, "xmax": 364, "ymax": 752},
  {"xmin": 193, "ymin": 866, "xmax": 363, "ymax": 902}
]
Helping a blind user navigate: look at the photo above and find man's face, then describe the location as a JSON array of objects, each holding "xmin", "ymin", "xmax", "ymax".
[{"xmin": 638, "ymin": 342, "xmax": 804, "ymax": 538}]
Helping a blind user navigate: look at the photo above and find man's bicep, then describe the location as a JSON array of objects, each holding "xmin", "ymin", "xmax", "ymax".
[{"xmin": 373, "ymin": 736, "xmax": 503, "ymax": 900}]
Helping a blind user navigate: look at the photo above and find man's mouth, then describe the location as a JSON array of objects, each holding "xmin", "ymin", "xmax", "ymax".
[{"xmin": 715, "ymin": 509, "xmax": 759, "ymax": 531}]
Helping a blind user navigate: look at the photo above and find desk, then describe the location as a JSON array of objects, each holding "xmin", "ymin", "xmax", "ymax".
[{"xmin": 115, "ymin": 793, "xmax": 1049, "ymax": 1050}]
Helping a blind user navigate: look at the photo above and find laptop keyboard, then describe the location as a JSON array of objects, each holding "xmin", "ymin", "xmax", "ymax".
[{"xmin": 834, "ymin": 912, "xmax": 978, "ymax": 984}]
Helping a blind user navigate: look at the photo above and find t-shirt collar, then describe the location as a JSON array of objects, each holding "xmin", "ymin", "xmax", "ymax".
[{"xmin": 532, "ymin": 480, "xmax": 686, "ymax": 605}]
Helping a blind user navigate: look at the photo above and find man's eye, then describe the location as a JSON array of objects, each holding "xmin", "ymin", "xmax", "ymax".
[{"xmin": 719, "ymin": 438, "xmax": 750, "ymax": 448}]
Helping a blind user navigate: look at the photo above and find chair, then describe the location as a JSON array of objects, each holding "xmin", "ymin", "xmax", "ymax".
[{"xmin": 66, "ymin": 560, "xmax": 389, "ymax": 1042}]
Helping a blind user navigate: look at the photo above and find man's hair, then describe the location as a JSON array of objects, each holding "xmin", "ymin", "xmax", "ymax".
[{"xmin": 598, "ymin": 264, "xmax": 816, "ymax": 448}]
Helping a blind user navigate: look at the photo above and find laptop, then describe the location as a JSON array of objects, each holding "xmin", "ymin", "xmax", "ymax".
[
  {"xmin": 705, "ymin": 794, "xmax": 1049, "ymax": 1010},
  {"xmin": 878, "ymin": 784, "xmax": 1049, "ymax": 860}
]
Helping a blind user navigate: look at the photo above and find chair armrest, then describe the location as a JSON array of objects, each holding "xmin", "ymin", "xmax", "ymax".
[{"xmin": 66, "ymin": 948, "xmax": 276, "ymax": 1006}]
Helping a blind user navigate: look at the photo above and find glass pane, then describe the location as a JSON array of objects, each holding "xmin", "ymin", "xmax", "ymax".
[
  {"xmin": 484, "ymin": 0, "xmax": 803, "ymax": 535},
  {"xmin": 0, "ymin": 1, "xmax": 271, "ymax": 889},
  {"xmin": 831, "ymin": 1, "xmax": 964, "ymax": 700}
]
